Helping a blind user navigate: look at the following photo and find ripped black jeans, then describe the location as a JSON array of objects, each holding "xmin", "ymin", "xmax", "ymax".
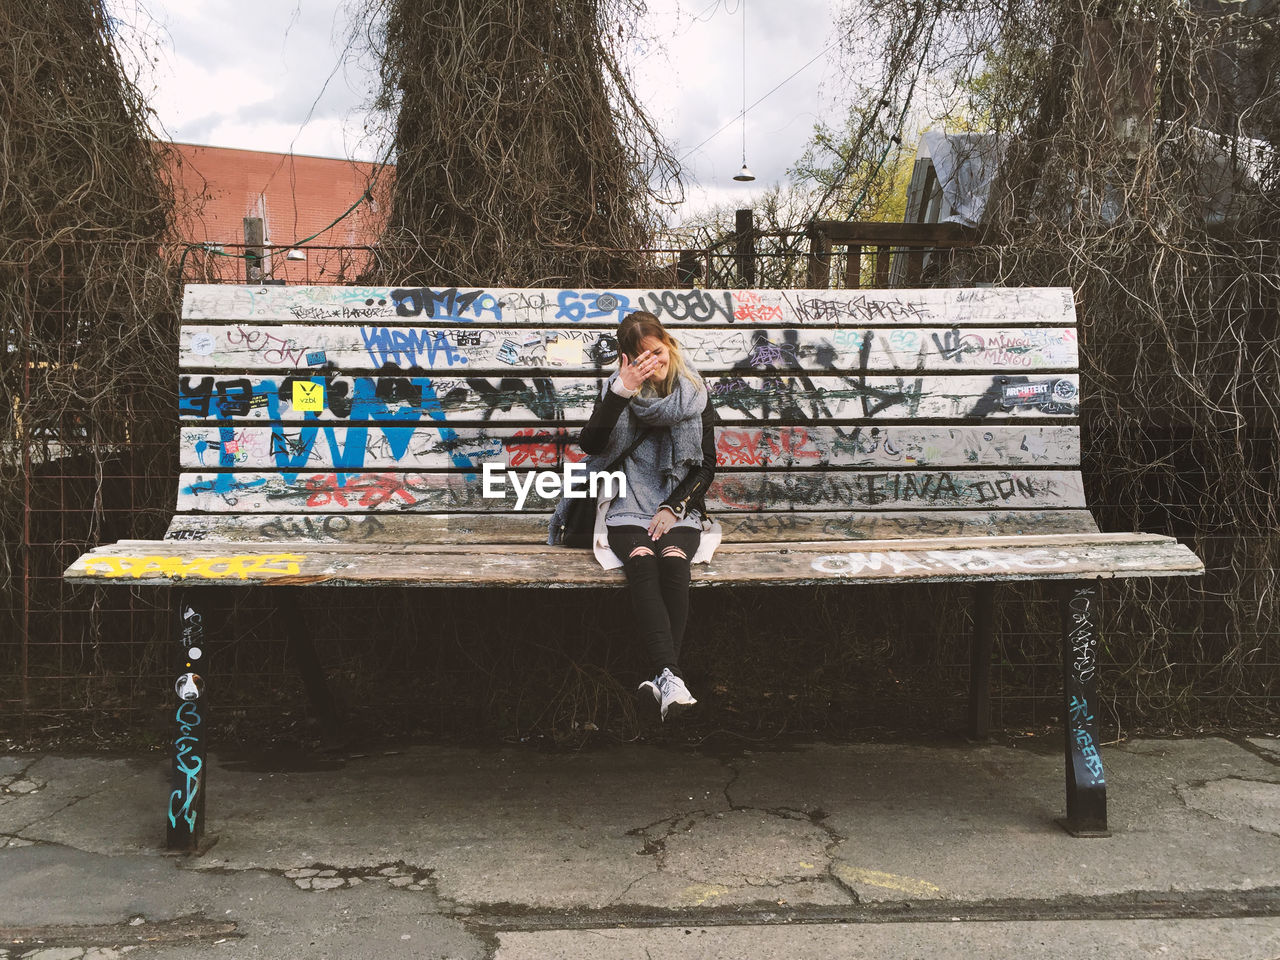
[{"xmin": 607, "ymin": 524, "xmax": 701, "ymax": 679}]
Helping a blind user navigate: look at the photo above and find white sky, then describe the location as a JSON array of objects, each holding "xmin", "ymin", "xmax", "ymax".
[{"xmin": 116, "ymin": 0, "xmax": 853, "ymax": 225}]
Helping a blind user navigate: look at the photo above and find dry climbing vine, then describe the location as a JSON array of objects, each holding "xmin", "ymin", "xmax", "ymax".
[
  {"xmin": 350, "ymin": 0, "xmax": 682, "ymax": 286},
  {"xmin": 822, "ymin": 0, "xmax": 1280, "ymax": 724},
  {"xmin": 0, "ymin": 0, "xmax": 179, "ymax": 713}
]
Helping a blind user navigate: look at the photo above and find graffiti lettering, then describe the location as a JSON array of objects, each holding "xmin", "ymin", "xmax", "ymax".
[
  {"xmin": 926, "ymin": 548, "xmax": 1069, "ymax": 573},
  {"xmin": 642, "ymin": 289, "xmax": 734, "ymax": 323},
  {"xmin": 1068, "ymin": 694, "xmax": 1105, "ymax": 785},
  {"xmin": 84, "ymin": 554, "xmax": 305, "ymax": 580},
  {"xmin": 169, "ymin": 701, "xmax": 202, "ymax": 832},
  {"xmin": 257, "ymin": 515, "xmax": 386, "ymax": 542},
  {"xmin": 225, "ymin": 325, "xmax": 308, "ymax": 367},
  {"xmin": 360, "ymin": 327, "xmax": 465, "ymax": 369},
  {"xmin": 811, "ymin": 551, "xmax": 933, "ymax": 576},
  {"xmin": 970, "ymin": 476, "xmax": 1039, "ymax": 502},
  {"xmin": 181, "ymin": 604, "xmax": 203, "ymax": 650},
  {"xmin": 554, "ymin": 290, "xmax": 633, "ymax": 324},
  {"xmin": 1068, "ymin": 588, "xmax": 1097, "ymax": 682},
  {"xmin": 715, "ymin": 472, "xmax": 963, "ymax": 508},
  {"xmin": 931, "ymin": 327, "xmax": 984, "ymax": 363},
  {"xmin": 284, "ymin": 473, "xmax": 426, "ymax": 509},
  {"xmin": 811, "ymin": 547, "xmax": 1070, "ymax": 576},
  {"xmin": 506, "ymin": 428, "xmax": 562, "ymax": 467},
  {"xmin": 792, "ymin": 295, "xmax": 928, "ymax": 324},
  {"xmin": 733, "ymin": 291, "xmax": 783, "ymax": 323},
  {"xmin": 390, "ymin": 287, "xmax": 500, "ymax": 321},
  {"xmin": 716, "ymin": 427, "xmax": 822, "ymax": 467}
]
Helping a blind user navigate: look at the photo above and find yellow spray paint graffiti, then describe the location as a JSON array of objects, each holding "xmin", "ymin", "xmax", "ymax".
[{"xmin": 84, "ymin": 554, "xmax": 305, "ymax": 580}]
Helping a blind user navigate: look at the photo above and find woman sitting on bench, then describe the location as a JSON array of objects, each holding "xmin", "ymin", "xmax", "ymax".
[{"xmin": 578, "ymin": 311, "xmax": 720, "ymax": 720}]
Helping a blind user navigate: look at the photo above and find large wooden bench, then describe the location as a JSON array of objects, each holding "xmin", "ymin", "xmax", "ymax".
[{"xmin": 65, "ymin": 283, "xmax": 1202, "ymax": 850}]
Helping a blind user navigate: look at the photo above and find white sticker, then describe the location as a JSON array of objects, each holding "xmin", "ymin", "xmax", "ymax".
[
  {"xmin": 546, "ymin": 339, "xmax": 585, "ymax": 366},
  {"xmin": 190, "ymin": 333, "xmax": 215, "ymax": 356}
]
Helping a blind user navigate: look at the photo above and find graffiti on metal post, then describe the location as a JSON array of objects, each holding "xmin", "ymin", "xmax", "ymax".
[
  {"xmin": 1065, "ymin": 586, "xmax": 1105, "ymax": 786},
  {"xmin": 1067, "ymin": 694, "xmax": 1105, "ymax": 785},
  {"xmin": 169, "ymin": 700, "xmax": 203, "ymax": 833},
  {"xmin": 1067, "ymin": 586, "xmax": 1098, "ymax": 684},
  {"xmin": 170, "ymin": 602, "xmax": 205, "ymax": 835}
]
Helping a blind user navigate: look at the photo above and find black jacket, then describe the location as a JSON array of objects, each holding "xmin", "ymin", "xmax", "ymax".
[{"xmin": 578, "ymin": 385, "xmax": 718, "ymax": 520}]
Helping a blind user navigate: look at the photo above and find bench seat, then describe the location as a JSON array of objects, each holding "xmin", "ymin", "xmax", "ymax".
[{"xmin": 67, "ymin": 532, "xmax": 1201, "ymax": 587}]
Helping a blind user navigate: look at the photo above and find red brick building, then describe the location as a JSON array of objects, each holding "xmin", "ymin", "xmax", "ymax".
[{"xmin": 167, "ymin": 143, "xmax": 393, "ymax": 283}]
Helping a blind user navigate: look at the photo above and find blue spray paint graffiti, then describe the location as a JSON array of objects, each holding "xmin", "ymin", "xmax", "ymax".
[
  {"xmin": 1067, "ymin": 694, "xmax": 1105, "ymax": 785},
  {"xmin": 554, "ymin": 290, "xmax": 632, "ymax": 324},
  {"xmin": 180, "ymin": 373, "xmax": 477, "ymax": 492},
  {"xmin": 359, "ymin": 328, "xmax": 467, "ymax": 368},
  {"xmin": 169, "ymin": 700, "xmax": 202, "ymax": 832}
]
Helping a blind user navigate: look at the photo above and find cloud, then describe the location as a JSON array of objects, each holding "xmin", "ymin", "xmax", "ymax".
[
  {"xmin": 633, "ymin": 0, "xmax": 843, "ymax": 217},
  {"xmin": 119, "ymin": 0, "xmax": 849, "ymax": 217}
]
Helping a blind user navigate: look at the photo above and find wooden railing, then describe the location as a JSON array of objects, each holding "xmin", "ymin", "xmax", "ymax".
[{"xmin": 805, "ymin": 220, "xmax": 981, "ymax": 289}]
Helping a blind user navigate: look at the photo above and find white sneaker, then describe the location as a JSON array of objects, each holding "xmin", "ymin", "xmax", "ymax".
[
  {"xmin": 637, "ymin": 676, "xmax": 662, "ymax": 706},
  {"xmin": 654, "ymin": 667, "xmax": 696, "ymax": 721}
]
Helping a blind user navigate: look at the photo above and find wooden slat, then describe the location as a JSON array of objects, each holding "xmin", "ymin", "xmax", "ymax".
[
  {"xmin": 121, "ymin": 531, "xmax": 1165, "ymax": 554},
  {"xmin": 174, "ymin": 469, "xmax": 1088, "ymax": 514},
  {"xmin": 709, "ymin": 470, "xmax": 1086, "ymax": 511},
  {"xmin": 178, "ymin": 374, "xmax": 1083, "ymax": 423},
  {"xmin": 178, "ymin": 426, "xmax": 573, "ymax": 471},
  {"xmin": 63, "ymin": 533, "xmax": 1203, "ymax": 586},
  {"xmin": 178, "ymin": 323, "xmax": 1081, "ymax": 374},
  {"xmin": 179, "ymin": 323, "xmax": 1079, "ymax": 373},
  {"xmin": 161, "ymin": 509, "xmax": 1101, "ymax": 545},
  {"xmin": 181, "ymin": 285, "xmax": 1077, "ymax": 328},
  {"xmin": 179, "ymin": 424, "xmax": 1080, "ymax": 470},
  {"xmin": 711, "ymin": 509, "xmax": 1099, "ymax": 542}
]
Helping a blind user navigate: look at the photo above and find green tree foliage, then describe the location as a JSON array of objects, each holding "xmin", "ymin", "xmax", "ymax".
[{"xmin": 789, "ymin": 113, "xmax": 917, "ymax": 223}]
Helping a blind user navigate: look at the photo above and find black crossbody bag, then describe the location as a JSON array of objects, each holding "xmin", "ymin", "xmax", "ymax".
[{"xmin": 555, "ymin": 428, "xmax": 653, "ymax": 548}]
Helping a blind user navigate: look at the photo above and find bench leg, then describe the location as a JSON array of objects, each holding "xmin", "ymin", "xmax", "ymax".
[
  {"xmin": 1057, "ymin": 580, "xmax": 1109, "ymax": 837},
  {"xmin": 968, "ymin": 583, "xmax": 995, "ymax": 739},
  {"xmin": 167, "ymin": 592, "xmax": 208, "ymax": 851}
]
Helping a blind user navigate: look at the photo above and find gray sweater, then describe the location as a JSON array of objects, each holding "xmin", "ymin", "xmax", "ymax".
[
  {"xmin": 606, "ymin": 430, "xmax": 702, "ymax": 530},
  {"xmin": 577, "ymin": 381, "xmax": 718, "ymax": 531}
]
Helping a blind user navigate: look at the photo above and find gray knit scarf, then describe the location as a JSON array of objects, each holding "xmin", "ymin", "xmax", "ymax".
[
  {"xmin": 546, "ymin": 370, "xmax": 707, "ymax": 544},
  {"xmin": 598, "ymin": 369, "xmax": 707, "ymax": 484}
]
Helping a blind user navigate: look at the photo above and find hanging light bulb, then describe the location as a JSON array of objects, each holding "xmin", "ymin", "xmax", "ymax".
[{"xmin": 733, "ymin": 0, "xmax": 755, "ymax": 183}]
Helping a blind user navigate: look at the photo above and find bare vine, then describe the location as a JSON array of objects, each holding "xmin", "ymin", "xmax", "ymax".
[
  {"xmin": 350, "ymin": 0, "xmax": 682, "ymax": 286},
  {"xmin": 1, "ymin": 0, "xmax": 178, "ymax": 694},
  {"xmin": 828, "ymin": 0, "xmax": 1280, "ymax": 723}
]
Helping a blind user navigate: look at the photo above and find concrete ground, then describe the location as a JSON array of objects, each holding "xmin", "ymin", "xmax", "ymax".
[{"xmin": 1, "ymin": 735, "xmax": 1279, "ymax": 959}]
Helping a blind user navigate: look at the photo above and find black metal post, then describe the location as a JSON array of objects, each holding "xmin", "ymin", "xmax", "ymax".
[
  {"xmin": 1057, "ymin": 580, "xmax": 1109, "ymax": 837},
  {"xmin": 968, "ymin": 583, "xmax": 995, "ymax": 739},
  {"xmin": 167, "ymin": 592, "xmax": 208, "ymax": 851},
  {"xmin": 734, "ymin": 208, "xmax": 756, "ymax": 287}
]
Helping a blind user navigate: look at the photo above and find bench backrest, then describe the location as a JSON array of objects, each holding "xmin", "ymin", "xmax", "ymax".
[{"xmin": 168, "ymin": 285, "xmax": 1097, "ymax": 546}]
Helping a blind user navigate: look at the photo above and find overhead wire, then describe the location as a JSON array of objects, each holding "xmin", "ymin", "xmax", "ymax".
[{"xmin": 677, "ymin": 35, "xmax": 842, "ymax": 164}]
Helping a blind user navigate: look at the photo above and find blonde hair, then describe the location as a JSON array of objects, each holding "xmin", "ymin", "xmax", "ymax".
[{"xmin": 617, "ymin": 311, "xmax": 702, "ymax": 397}]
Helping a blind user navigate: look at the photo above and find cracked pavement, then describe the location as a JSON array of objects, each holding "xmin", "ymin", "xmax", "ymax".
[{"xmin": 2, "ymin": 737, "xmax": 1279, "ymax": 958}]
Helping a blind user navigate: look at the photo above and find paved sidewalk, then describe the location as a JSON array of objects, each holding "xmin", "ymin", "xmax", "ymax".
[{"xmin": 2, "ymin": 736, "xmax": 1279, "ymax": 958}]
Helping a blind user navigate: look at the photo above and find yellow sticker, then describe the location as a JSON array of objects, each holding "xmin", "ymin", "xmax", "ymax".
[{"xmin": 292, "ymin": 380, "xmax": 324, "ymax": 411}]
